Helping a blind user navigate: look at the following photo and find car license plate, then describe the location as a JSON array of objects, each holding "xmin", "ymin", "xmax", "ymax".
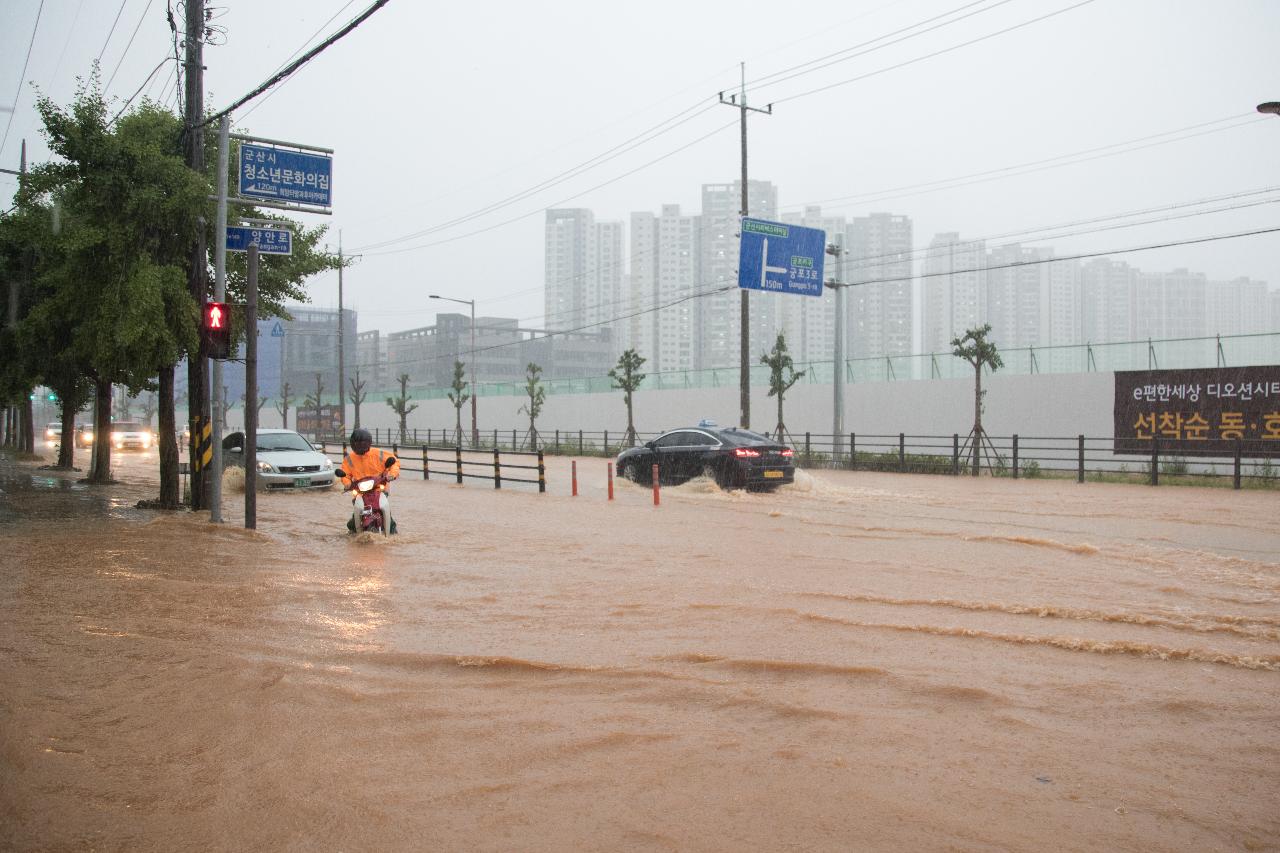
[
  {"xmin": 763, "ymin": 470, "xmax": 783, "ymax": 478},
  {"xmin": 293, "ymin": 477, "xmax": 310, "ymax": 487}
]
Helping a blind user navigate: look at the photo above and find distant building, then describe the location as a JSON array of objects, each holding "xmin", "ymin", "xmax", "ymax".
[
  {"xmin": 1133, "ymin": 268, "xmax": 1207, "ymax": 340},
  {"xmin": 921, "ymin": 232, "xmax": 985, "ymax": 354},
  {"xmin": 544, "ymin": 209, "xmax": 625, "ymax": 359},
  {"xmin": 629, "ymin": 204, "xmax": 701, "ymax": 374},
  {"xmin": 846, "ymin": 213, "xmax": 913, "ymax": 360},
  {"xmin": 355, "ymin": 329, "xmax": 387, "ymax": 393},
  {"xmin": 1209, "ymin": 277, "xmax": 1270, "ymax": 336}
]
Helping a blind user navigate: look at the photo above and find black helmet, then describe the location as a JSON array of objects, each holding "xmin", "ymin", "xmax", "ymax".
[{"xmin": 350, "ymin": 428, "xmax": 372, "ymax": 448}]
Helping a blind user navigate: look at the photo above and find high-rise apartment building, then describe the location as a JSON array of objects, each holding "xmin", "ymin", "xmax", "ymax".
[
  {"xmin": 846, "ymin": 213, "xmax": 913, "ymax": 359},
  {"xmin": 544, "ymin": 209, "xmax": 624, "ymax": 358},
  {"xmin": 1134, "ymin": 268, "xmax": 1207, "ymax": 340},
  {"xmin": 921, "ymin": 232, "xmax": 985, "ymax": 354},
  {"xmin": 1079, "ymin": 258, "xmax": 1136, "ymax": 344},
  {"xmin": 698, "ymin": 180, "xmax": 778, "ymax": 370},
  {"xmin": 1209, "ymin": 277, "xmax": 1270, "ymax": 335},
  {"xmin": 629, "ymin": 204, "xmax": 701, "ymax": 374}
]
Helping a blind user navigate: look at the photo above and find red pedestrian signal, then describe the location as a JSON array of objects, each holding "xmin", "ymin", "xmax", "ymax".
[{"xmin": 204, "ymin": 301, "xmax": 232, "ymax": 359}]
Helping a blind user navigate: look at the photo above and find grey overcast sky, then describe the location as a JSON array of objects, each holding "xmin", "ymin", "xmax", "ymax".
[{"xmin": 2, "ymin": 0, "xmax": 1278, "ymax": 343}]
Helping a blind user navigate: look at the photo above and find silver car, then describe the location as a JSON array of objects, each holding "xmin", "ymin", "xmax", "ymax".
[{"xmin": 222, "ymin": 428, "xmax": 336, "ymax": 490}]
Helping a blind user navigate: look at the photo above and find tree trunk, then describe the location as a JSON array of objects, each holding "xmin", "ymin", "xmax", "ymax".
[
  {"xmin": 454, "ymin": 406, "xmax": 462, "ymax": 445},
  {"xmin": 625, "ymin": 392, "xmax": 636, "ymax": 446},
  {"xmin": 89, "ymin": 378, "xmax": 114, "ymax": 484},
  {"xmin": 971, "ymin": 364, "xmax": 982, "ymax": 477},
  {"xmin": 20, "ymin": 394, "xmax": 34, "ymax": 455},
  {"xmin": 57, "ymin": 401, "xmax": 76, "ymax": 468},
  {"xmin": 158, "ymin": 365, "xmax": 179, "ymax": 507},
  {"xmin": 777, "ymin": 393, "xmax": 785, "ymax": 442}
]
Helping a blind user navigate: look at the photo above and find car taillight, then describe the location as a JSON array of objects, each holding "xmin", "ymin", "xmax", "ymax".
[
  {"xmin": 780, "ymin": 448, "xmax": 794, "ymax": 457},
  {"xmin": 733, "ymin": 447, "xmax": 761, "ymax": 458}
]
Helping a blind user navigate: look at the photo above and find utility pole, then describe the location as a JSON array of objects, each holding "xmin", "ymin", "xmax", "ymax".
[
  {"xmin": 826, "ymin": 238, "xmax": 848, "ymax": 463},
  {"xmin": 184, "ymin": 0, "xmax": 209, "ymax": 509},
  {"xmin": 337, "ymin": 232, "xmax": 346, "ymax": 441},
  {"xmin": 719, "ymin": 63, "xmax": 771, "ymax": 431}
]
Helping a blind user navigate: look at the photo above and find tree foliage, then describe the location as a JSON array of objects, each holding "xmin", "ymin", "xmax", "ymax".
[
  {"xmin": 518, "ymin": 362, "xmax": 545, "ymax": 448},
  {"xmin": 446, "ymin": 361, "xmax": 469, "ymax": 444},
  {"xmin": 761, "ymin": 333, "xmax": 805, "ymax": 440},
  {"xmin": 608, "ymin": 348, "xmax": 646, "ymax": 446}
]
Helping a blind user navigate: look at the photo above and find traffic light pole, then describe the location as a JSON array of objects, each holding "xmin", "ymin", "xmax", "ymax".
[{"xmin": 210, "ymin": 116, "xmax": 230, "ymax": 523}]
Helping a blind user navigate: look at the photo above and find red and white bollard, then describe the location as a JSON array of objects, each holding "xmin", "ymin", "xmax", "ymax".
[
  {"xmin": 571, "ymin": 460, "xmax": 578, "ymax": 497},
  {"xmin": 651, "ymin": 463, "xmax": 660, "ymax": 506},
  {"xmin": 607, "ymin": 462, "xmax": 614, "ymax": 501}
]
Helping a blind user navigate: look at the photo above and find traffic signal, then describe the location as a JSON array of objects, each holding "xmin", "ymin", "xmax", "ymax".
[{"xmin": 204, "ymin": 301, "xmax": 232, "ymax": 360}]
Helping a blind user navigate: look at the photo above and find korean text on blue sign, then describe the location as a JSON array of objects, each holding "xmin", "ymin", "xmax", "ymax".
[
  {"xmin": 737, "ymin": 218, "xmax": 826, "ymax": 298},
  {"xmin": 226, "ymin": 225, "xmax": 293, "ymax": 256},
  {"xmin": 239, "ymin": 143, "xmax": 332, "ymax": 208}
]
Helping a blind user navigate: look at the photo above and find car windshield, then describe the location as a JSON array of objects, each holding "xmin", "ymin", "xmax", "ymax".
[
  {"xmin": 256, "ymin": 432, "xmax": 314, "ymax": 452},
  {"xmin": 113, "ymin": 422, "xmax": 144, "ymax": 432}
]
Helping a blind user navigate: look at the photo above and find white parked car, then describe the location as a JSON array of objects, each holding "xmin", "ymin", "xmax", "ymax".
[{"xmin": 221, "ymin": 428, "xmax": 336, "ymax": 490}]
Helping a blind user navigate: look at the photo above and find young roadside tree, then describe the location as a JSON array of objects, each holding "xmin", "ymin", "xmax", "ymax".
[
  {"xmin": 276, "ymin": 381, "xmax": 293, "ymax": 430},
  {"xmin": 348, "ymin": 368, "xmax": 367, "ymax": 429},
  {"xmin": 445, "ymin": 361, "xmax": 469, "ymax": 446},
  {"xmin": 761, "ymin": 333, "xmax": 806, "ymax": 443},
  {"xmin": 387, "ymin": 373, "xmax": 418, "ymax": 443},
  {"xmin": 608, "ymin": 348, "xmax": 646, "ymax": 447},
  {"xmin": 518, "ymin": 362, "xmax": 545, "ymax": 450},
  {"xmin": 303, "ymin": 374, "xmax": 325, "ymax": 438},
  {"xmin": 951, "ymin": 323, "xmax": 1004, "ymax": 476}
]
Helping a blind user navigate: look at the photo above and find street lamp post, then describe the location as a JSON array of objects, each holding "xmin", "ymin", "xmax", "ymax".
[{"xmin": 429, "ymin": 294, "xmax": 478, "ymax": 446}]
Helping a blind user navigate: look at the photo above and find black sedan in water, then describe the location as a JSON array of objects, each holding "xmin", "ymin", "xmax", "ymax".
[{"xmin": 615, "ymin": 424, "xmax": 795, "ymax": 491}]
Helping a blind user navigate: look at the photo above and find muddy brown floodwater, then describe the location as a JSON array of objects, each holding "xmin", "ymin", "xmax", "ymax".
[{"xmin": 1, "ymin": 450, "xmax": 1278, "ymax": 852}]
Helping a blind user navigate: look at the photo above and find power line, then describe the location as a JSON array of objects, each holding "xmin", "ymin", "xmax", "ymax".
[
  {"xmin": 109, "ymin": 54, "xmax": 172, "ymax": 126},
  {"xmin": 239, "ymin": 0, "xmax": 359, "ymax": 122},
  {"xmin": 105, "ymin": 0, "xmax": 157, "ymax": 93},
  {"xmin": 1, "ymin": 0, "xmax": 45, "ymax": 159},
  {"xmin": 97, "ymin": 0, "xmax": 130, "ymax": 65},
  {"xmin": 198, "ymin": 0, "xmax": 391, "ymax": 129}
]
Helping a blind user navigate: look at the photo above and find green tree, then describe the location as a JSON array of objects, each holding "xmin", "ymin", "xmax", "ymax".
[
  {"xmin": 951, "ymin": 323, "xmax": 1004, "ymax": 476},
  {"xmin": 518, "ymin": 362, "xmax": 545, "ymax": 449},
  {"xmin": 446, "ymin": 361, "xmax": 469, "ymax": 445},
  {"xmin": 608, "ymin": 348, "xmax": 646, "ymax": 447},
  {"xmin": 761, "ymin": 333, "xmax": 805, "ymax": 442},
  {"xmin": 387, "ymin": 373, "xmax": 418, "ymax": 443}
]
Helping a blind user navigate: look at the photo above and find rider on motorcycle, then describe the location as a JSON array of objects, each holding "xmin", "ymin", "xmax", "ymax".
[{"xmin": 341, "ymin": 427, "xmax": 401, "ymax": 533}]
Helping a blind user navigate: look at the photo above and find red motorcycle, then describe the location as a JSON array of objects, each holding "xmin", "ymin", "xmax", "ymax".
[{"xmin": 335, "ymin": 456, "xmax": 397, "ymax": 536}]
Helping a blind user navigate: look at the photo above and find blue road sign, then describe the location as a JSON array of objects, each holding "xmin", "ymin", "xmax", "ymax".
[
  {"xmin": 239, "ymin": 143, "xmax": 332, "ymax": 208},
  {"xmin": 737, "ymin": 218, "xmax": 826, "ymax": 297},
  {"xmin": 226, "ymin": 225, "xmax": 293, "ymax": 256},
  {"xmin": 270, "ymin": 322, "xmax": 285, "ymax": 338}
]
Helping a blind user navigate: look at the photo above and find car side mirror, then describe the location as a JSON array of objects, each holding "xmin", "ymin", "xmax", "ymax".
[
  {"xmin": 334, "ymin": 468, "xmax": 346, "ymax": 478},
  {"xmin": 384, "ymin": 456, "xmax": 397, "ymax": 469},
  {"xmin": 644, "ymin": 441, "xmax": 657, "ymax": 450},
  {"xmin": 228, "ymin": 444, "xmax": 243, "ymax": 453}
]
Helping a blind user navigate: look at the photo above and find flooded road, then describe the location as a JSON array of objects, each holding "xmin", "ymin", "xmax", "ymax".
[{"xmin": 2, "ymin": 450, "xmax": 1278, "ymax": 851}]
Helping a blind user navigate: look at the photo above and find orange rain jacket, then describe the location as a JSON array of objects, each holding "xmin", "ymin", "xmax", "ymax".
[{"xmin": 340, "ymin": 446, "xmax": 401, "ymax": 490}]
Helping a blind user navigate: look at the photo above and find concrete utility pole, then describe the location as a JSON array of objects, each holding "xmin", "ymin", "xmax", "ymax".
[
  {"xmin": 719, "ymin": 63, "xmax": 771, "ymax": 431},
  {"xmin": 184, "ymin": 0, "xmax": 209, "ymax": 510},
  {"xmin": 826, "ymin": 239, "xmax": 848, "ymax": 462},
  {"xmin": 337, "ymin": 232, "xmax": 346, "ymax": 441},
  {"xmin": 210, "ymin": 115, "xmax": 229, "ymax": 523}
]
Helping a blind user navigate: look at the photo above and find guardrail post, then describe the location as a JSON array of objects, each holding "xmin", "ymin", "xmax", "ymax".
[
  {"xmin": 571, "ymin": 460, "xmax": 578, "ymax": 497},
  {"xmin": 538, "ymin": 450, "xmax": 545, "ymax": 493},
  {"xmin": 579, "ymin": 430, "xmax": 584, "ymax": 454},
  {"xmin": 1012, "ymin": 434, "xmax": 1019, "ymax": 479},
  {"xmin": 604, "ymin": 430, "xmax": 609, "ymax": 455},
  {"xmin": 953, "ymin": 434, "xmax": 960, "ymax": 476},
  {"xmin": 511, "ymin": 429, "xmax": 516, "ymax": 450},
  {"xmin": 455, "ymin": 445, "xmax": 463, "ymax": 484},
  {"xmin": 805, "ymin": 432, "xmax": 811, "ymax": 465},
  {"xmin": 491, "ymin": 428, "xmax": 497, "ymax": 449},
  {"xmin": 494, "ymin": 447, "xmax": 501, "ymax": 489},
  {"xmin": 555, "ymin": 429, "xmax": 560, "ymax": 452},
  {"xmin": 849, "ymin": 433, "xmax": 856, "ymax": 470},
  {"xmin": 898, "ymin": 433, "xmax": 905, "ymax": 472},
  {"xmin": 1150, "ymin": 436, "xmax": 1159, "ymax": 486},
  {"xmin": 652, "ymin": 463, "xmax": 660, "ymax": 506},
  {"xmin": 1234, "ymin": 438, "xmax": 1242, "ymax": 490},
  {"xmin": 607, "ymin": 461, "xmax": 614, "ymax": 500},
  {"xmin": 1077, "ymin": 435, "xmax": 1085, "ymax": 483},
  {"xmin": 422, "ymin": 445, "xmax": 429, "ymax": 480}
]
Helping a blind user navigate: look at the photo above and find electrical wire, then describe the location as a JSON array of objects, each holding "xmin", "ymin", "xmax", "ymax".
[
  {"xmin": 239, "ymin": 0, "xmax": 359, "ymax": 121},
  {"xmin": 1, "ymin": 0, "xmax": 45, "ymax": 159},
  {"xmin": 109, "ymin": 54, "xmax": 172, "ymax": 126},
  {"xmin": 105, "ymin": 0, "xmax": 156, "ymax": 93},
  {"xmin": 97, "ymin": 0, "xmax": 130, "ymax": 65}
]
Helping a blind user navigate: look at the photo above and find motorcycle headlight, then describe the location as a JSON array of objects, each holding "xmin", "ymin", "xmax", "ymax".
[
  {"xmin": 257, "ymin": 461, "xmax": 275, "ymax": 474},
  {"xmin": 356, "ymin": 478, "xmax": 376, "ymax": 493}
]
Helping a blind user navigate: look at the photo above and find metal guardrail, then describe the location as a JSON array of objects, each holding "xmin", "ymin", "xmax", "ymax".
[{"xmin": 316, "ymin": 440, "xmax": 546, "ymax": 492}]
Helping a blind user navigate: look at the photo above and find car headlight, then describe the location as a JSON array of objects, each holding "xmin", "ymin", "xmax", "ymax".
[
  {"xmin": 257, "ymin": 461, "xmax": 275, "ymax": 474},
  {"xmin": 321, "ymin": 458, "xmax": 333, "ymax": 470}
]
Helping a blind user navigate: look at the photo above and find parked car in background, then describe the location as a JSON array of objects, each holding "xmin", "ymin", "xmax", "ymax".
[
  {"xmin": 110, "ymin": 421, "xmax": 154, "ymax": 451},
  {"xmin": 221, "ymin": 428, "xmax": 335, "ymax": 490},
  {"xmin": 615, "ymin": 422, "xmax": 795, "ymax": 491}
]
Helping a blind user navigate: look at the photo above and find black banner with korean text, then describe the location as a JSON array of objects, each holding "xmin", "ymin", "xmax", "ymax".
[
  {"xmin": 1113, "ymin": 366, "xmax": 1280, "ymax": 456},
  {"xmin": 295, "ymin": 404, "xmax": 343, "ymax": 437}
]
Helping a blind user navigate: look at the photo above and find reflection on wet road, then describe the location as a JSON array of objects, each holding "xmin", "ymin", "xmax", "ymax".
[{"xmin": 2, "ymin": 450, "xmax": 1278, "ymax": 851}]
